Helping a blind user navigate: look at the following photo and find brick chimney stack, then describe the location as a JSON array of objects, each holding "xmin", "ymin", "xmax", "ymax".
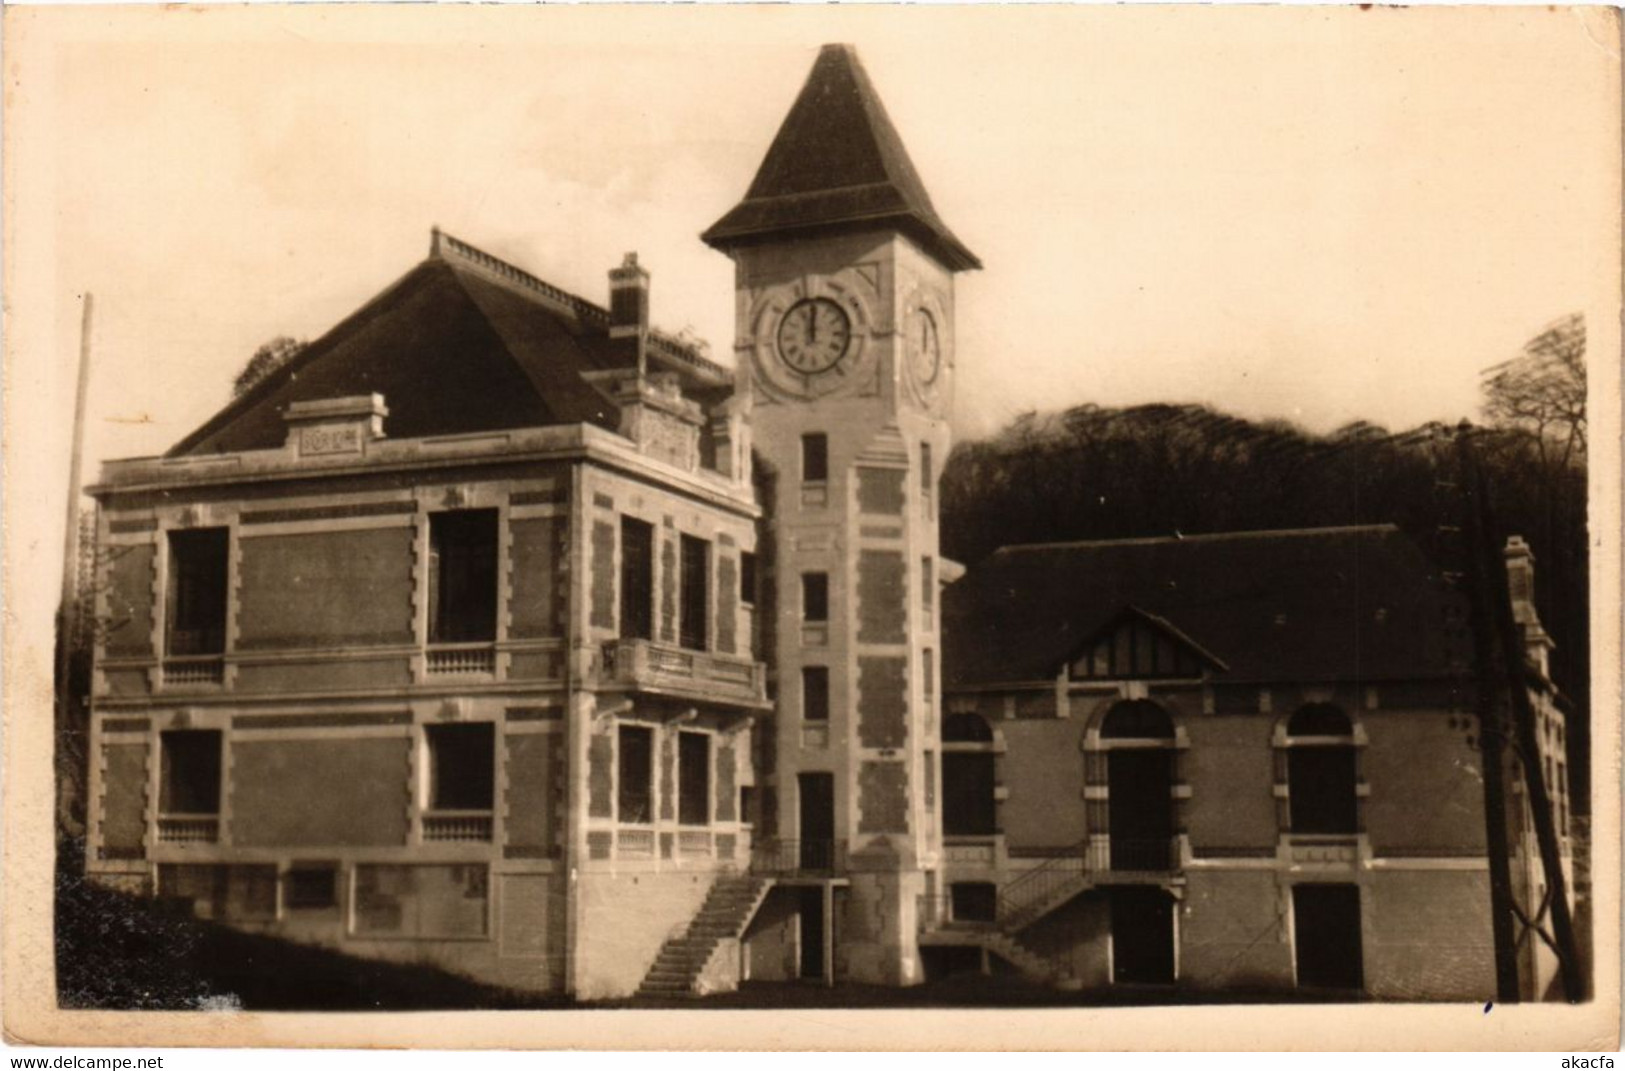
[
  {"xmin": 1503, "ymin": 535, "xmax": 1553, "ymax": 678},
  {"xmin": 608, "ymin": 252, "xmax": 650, "ymax": 374}
]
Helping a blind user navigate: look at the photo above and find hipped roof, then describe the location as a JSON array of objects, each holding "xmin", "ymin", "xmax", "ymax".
[{"xmin": 702, "ymin": 44, "xmax": 980, "ymax": 272}]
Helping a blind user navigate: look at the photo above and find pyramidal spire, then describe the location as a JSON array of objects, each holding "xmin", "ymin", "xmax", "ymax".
[{"xmin": 702, "ymin": 44, "xmax": 980, "ymax": 272}]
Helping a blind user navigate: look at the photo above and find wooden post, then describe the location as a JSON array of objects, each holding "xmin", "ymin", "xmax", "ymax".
[{"xmin": 822, "ymin": 882, "xmax": 835, "ymax": 986}]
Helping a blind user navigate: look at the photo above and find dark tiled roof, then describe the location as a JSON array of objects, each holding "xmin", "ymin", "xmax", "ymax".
[
  {"xmin": 167, "ymin": 234, "xmax": 723, "ymax": 457},
  {"xmin": 943, "ymin": 525, "xmax": 1466, "ymax": 687},
  {"xmin": 702, "ymin": 44, "xmax": 981, "ymax": 272}
]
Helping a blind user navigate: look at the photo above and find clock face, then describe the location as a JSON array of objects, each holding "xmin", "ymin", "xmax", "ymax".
[
  {"xmin": 776, "ymin": 298, "xmax": 852, "ymax": 376},
  {"xmin": 908, "ymin": 308, "xmax": 942, "ymax": 386}
]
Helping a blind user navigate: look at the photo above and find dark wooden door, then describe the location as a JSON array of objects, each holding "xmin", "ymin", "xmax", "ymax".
[
  {"xmin": 1293, "ymin": 884, "xmax": 1364, "ymax": 991},
  {"xmin": 1110, "ymin": 886, "xmax": 1175, "ymax": 985},
  {"xmin": 1107, "ymin": 749, "xmax": 1173, "ymax": 870}
]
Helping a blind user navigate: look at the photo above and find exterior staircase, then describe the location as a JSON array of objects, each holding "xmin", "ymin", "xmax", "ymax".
[{"xmin": 635, "ymin": 873, "xmax": 774, "ymax": 998}]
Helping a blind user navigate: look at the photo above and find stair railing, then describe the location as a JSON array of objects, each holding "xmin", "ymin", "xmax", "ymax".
[{"xmin": 997, "ymin": 836, "xmax": 1092, "ymax": 931}]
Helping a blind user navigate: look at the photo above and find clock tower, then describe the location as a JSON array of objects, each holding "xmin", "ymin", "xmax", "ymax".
[{"xmin": 703, "ymin": 43, "xmax": 980, "ymax": 986}]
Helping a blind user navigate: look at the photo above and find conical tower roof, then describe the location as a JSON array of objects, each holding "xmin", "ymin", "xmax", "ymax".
[{"xmin": 702, "ymin": 44, "xmax": 980, "ymax": 272}]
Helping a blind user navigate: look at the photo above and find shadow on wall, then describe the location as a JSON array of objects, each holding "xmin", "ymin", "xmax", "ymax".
[{"xmin": 54, "ymin": 840, "xmax": 560, "ymax": 1012}]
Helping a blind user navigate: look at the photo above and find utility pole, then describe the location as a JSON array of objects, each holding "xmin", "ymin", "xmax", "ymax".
[
  {"xmin": 1453, "ymin": 421, "xmax": 1523, "ymax": 1003},
  {"xmin": 55, "ymin": 293, "xmax": 94, "ymax": 838},
  {"xmin": 1471, "ymin": 446, "xmax": 1584, "ymax": 1001}
]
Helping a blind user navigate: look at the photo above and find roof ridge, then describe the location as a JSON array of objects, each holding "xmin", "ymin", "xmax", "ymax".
[
  {"xmin": 431, "ymin": 226, "xmax": 609, "ymax": 327},
  {"xmin": 994, "ymin": 523, "xmax": 1402, "ymax": 555},
  {"xmin": 431, "ymin": 226, "xmax": 729, "ymax": 382}
]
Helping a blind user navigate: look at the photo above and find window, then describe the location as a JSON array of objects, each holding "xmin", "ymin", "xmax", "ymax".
[
  {"xmin": 920, "ymin": 442, "xmax": 933, "ymax": 511},
  {"xmin": 353, "ymin": 864, "xmax": 487, "ymax": 938},
  {"xmin": 921, "ymin": 556, "xmax": 934, "ymax": 625},
  {"xmin": 802, "ymin": 666, "xmax": 830, "ymax": 722},
  {"xmin": 679, "ymin": 534, "xmax": 709, "ymax": 651},
  {"xmin": 923, "ymin": 648, "xmax": 935, "ymax": 709},
  {"xmin": 951, "ymin": 882, "xmax": 997, "ymax": 923},
  {"xmin": 801, "ymin": 433, "xmax": 828, "ymax": 483},
  {"xmin": 285, "ymin": 864, "xmax": 339, "ymax": 910},
  {"xmin": 620, "ymin": 517, "xmax": 654, "ymax": 640},
  {"xmin": 943, "ymin": 713, "xmax": 996, "ymax": 836},
  {"xmin": 167, "ymin": 528, "xmax": 228, "ymax": 656},
  {"xmin": 160, "ymin": 730, "xmax": 222, "ymax": 815},
  {"xmin": 802, "ymin": 572, "xmax": 829, "ymax": 622},
  {"xmin": 740, "ymin": 551, "xmax": 757, "ymax": 608},
  {"xmin": 425, "ymin": 722, "xmax": 495, "ymax": 812},
  {"xmin": 428, "ymin": 510, "xmax": 498, "ymax": 644},
  {"xmin": 1286, "ymin": 705, "xmax": 1357, "ymax": 835},
  {"xmin": 618, "ymin": 725, "xmax": 653, "ymax": 824},
  {"xmin": 678, "ymin": 731, "xmax": 710, "ymax": 826}
]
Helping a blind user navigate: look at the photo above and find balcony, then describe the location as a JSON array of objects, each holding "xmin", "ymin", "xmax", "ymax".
[
  {"xmin": 599, "ymin": 638, "xmax": 768, "ymax": 709},
  {"xmin": 1089, "ymin": 835, "xmax": 1182, "ymax": 874}
]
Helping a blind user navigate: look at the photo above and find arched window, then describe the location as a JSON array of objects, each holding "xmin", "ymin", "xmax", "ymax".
[
  {"xmin": 942, "ymin": 713, "xmax": 996, "ymax": 836},
  {"xmin": 1095, "ymin": 701, "xmax": 1178, "ymax": 871},
  {"xmin": 1100, "ymin": 700, "xmax": 1175, "ymax": 740},
  {"xmin": 1284, "ymin": 704, "xmax": 1358, "ymax": 835}
]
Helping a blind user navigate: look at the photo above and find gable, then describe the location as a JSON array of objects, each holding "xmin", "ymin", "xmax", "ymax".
[{"xmin": 1067, "ymin": 606, "xmax": 1226, "ymax": 681}]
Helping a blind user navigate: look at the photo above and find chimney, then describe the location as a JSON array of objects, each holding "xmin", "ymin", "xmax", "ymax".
[
  {"xmin": 608, "ymin": 252, "xmax": 650, "ymax": 374},
  {"xmin": 1503, "ymin": 535, "xmax": 1553, "ymax": 678}
]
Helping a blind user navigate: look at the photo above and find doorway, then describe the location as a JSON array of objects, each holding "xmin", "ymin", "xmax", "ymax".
[
  {"xmin": 1293, "ymin": 884, "xmax": 1364, "ymax": 991},
  {"xmin": 798, "ymin": 886, "xmax": 825, "ymax": 980},
  {"xmin": 1109, "ymin": 886, "xmax": 1176, "ymax": 985},
  {"xmin": 798, "ymin": 772, "xmax": 835, "ymax": 871}
]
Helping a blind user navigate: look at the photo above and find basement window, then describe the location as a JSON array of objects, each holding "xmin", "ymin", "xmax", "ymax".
[
  {"xmin": 428, "ymin": 510, "xmax": 498, "ymax": 645},
  {"xmin": 285, "ymin": 864, "xmax": 340, "ymax": 911},
  {"xmin": 166, "ymin": 528, "xmax": 228, "ymax": 657}
]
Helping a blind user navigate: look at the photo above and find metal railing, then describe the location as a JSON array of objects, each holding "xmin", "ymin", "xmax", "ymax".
[
  {"xmin": 1092, "ymin": 836, "xmax": 1181, "ymax": 873},
  {"xmin": 157, "ymin": 815, "xmax": 220, "ymax": 843},
  {"xmin": 751, "ymin": 837, "xmax": 845, "ymax": 875},
  {"xmin": 998, "ymin": 840, "xmax": 1089, "ymax": 930},
  {"xmin": 421, "ymin": 811, "xmax": 494, "ymax": 842},
  {"xmin": 426, "ymin": 643, "xmax": 496, "ymax": 675}
]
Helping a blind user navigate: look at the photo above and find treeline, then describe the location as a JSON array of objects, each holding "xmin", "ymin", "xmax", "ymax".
[{"xmin": 939, "ymin": 402, "xmax": 1590, "ymax": 810}]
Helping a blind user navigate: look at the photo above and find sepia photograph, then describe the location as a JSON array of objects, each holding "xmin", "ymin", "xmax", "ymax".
[{"xmin": 3, "ymin": 2, "xmax": 1620, "ymax": 1051}]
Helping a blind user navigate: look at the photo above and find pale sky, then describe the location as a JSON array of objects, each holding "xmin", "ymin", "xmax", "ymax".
[{"xmin": 13, "ymin": 5, "xmax": 1622, "ymax": 477}]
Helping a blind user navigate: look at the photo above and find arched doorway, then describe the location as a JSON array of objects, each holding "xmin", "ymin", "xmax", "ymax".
[{"xmin": 1099, "ymin": 700, "xmax": 1176, "ymax": 871}]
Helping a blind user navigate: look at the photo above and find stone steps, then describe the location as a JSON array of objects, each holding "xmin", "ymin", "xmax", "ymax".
[{"xmin": 633, "ymin": 874, "xmax": 774, "ymax": 999}]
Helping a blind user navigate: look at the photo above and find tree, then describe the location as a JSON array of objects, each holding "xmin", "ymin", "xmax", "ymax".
[
  {"xmin": 1481, "ymin": 313, "xmax": 1586, "ymax": 468},
  {"xmin": 233, "ymin": 336, "xmax": 307, "ymax": 398}
]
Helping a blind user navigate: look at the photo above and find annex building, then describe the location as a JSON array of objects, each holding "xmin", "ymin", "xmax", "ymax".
[{"xmin": 83, "ymin": 44, "xmax": 1572, "ymax": 1002}]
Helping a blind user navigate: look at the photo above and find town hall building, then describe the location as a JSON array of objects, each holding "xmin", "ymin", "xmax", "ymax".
[{"xmin": 81, "ymin": 44, "xmax": 1571, "ymax": 1002}]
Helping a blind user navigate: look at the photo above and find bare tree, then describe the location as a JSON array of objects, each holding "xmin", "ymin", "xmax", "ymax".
[
  {"xmin": 233, "ymin": 335, "xmax": 307, "ymax": 398},
  {"xmin": 1481, "ymin": 313, "xmax": 1586, "ymax": 468}
]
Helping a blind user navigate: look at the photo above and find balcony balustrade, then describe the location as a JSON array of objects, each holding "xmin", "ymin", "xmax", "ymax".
[
  {"xmin": 599, "ymin": 638, "xmax": 767, "ymax": 707},
  {"xmin": 157, "ymin": 815, "xmax": 220, "ymax": 844},
  {"xmin": 421, "ymin": 811, "xmax": 494, "ymax": 842}
]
